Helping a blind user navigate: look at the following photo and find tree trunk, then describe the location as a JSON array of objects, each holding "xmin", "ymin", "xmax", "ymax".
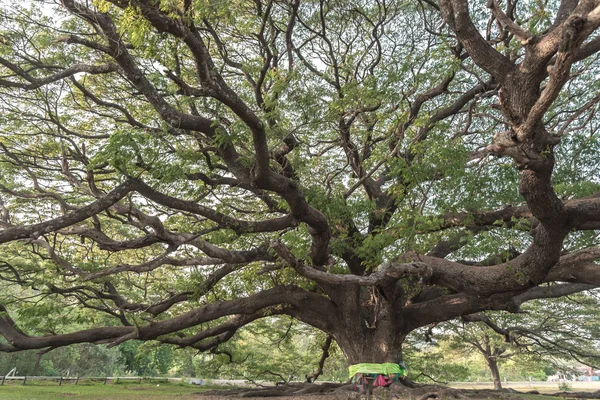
[
  {"xmin": 33, "ymin": 351, "xmax": 44, "ymax": 376},
  {"xmin": 335, "ymin": 327, "xmax": 407, "ymax": 394},
  {"xmin": 485, "ymin": 356, "xmax": 503, "ymax": 390},
  {"xmin": 305, "ymin": 335, "xmax": 332, "ymax": 383},
  {"xmin": 334, "ymin": 303, "xmax": 406, "ymax": 365},
  {"xmin": 327, "ymin": 285, "xmax": 408, "ymax": 366},
  {"xmin": 336, "ymin": 329, "xmax": 405, "ymax": 365}
]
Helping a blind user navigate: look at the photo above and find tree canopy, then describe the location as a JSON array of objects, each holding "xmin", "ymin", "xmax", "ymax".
[{"xmin": 1, "ymin": 0, "xmax": 600, "ymax": 377}]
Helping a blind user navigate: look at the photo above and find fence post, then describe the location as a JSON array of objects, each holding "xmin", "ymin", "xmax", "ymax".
[
  {"xmin": 75, "ymin": 377, "xmax": 79, "ymax": 385},
  {"xmin": 22, "ymin": 376, "xmax": 27, "ymax": 386},
  {"xmin": 59, "ymin": 377, "xmax": 63, "ymax": 386},
  {"xmin": 1, "ymin": 375, "xmax": 5, "ymax": 386},
  {"xmin": 104, "ymin": 377, "xmax": 108, "ymax": 385}
]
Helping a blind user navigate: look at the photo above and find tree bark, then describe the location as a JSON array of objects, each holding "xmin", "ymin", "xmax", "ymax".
[
  {"xmin": 33, "ymin": 351, "xmax": 43, "ymax": 376},
  {"xmin": 336, "ymin": 329, "xmax": 406, "ymax": 365},
  {"xmin": 327, "ymin": 286, "xmax": 406, "ymax": 366},
  {"xmin": 485, "ymin": 356, "xmax": 503, "ymax": 391},
  {"xmin": 305, "ymin": 335, "xmax": 332, "ymax": 383}
]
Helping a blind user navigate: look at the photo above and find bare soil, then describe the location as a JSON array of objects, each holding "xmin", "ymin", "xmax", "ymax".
[
  {"xmin": 193, "ymin": 384, "xmax": 528, "ymax": 400},
  {"xmin": 195, "ymin": 385, "xmax": 600, "ymax": 400},
  {"xmin": 197, "ymin": 396, "xmax": 337, "ymax": 400}
]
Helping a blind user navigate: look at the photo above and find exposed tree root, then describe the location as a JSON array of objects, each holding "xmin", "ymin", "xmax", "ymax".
[
  {"xmin": 198, "ymin": 383, "xmax": 600, "ymax": 399},
  {"xmin": 200, "ymin": 382, "xmax": 347, "ymax": 397},
  {"xmin": 552, "ymin": 390, "xmax": 600, "ymax": 399},
  {"xmin": 198, "ymin": 381, "xmax": 471, "ymax": 398},
  {"xmin": 388, "ymin": 383, "xmax": 467, "ymax": 400}
]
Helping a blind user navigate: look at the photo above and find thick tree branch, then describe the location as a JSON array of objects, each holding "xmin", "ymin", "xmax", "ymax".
[
  {"xmin": 272, "ymin": 240, "xmax": 431, "ymax": 286},
  {"xmin": 439, "ymin": 0, "xmax": 514, "ymax": 80},
  {"xmin": 512, "ymin": 283, "xmax": 596, "ymax": 306},
  {"xmin": 0, "ymin": 179, "xmax": 138, "ymax": 244},
  {"xmin": 134, "ymin": 179, "xmax": 297, "ymax": 233},
  {"xmin": 0, "ymin": 285, "xmax": 337, "ymax": 351},
  {"xmin": 0, "ymin": 59, "xmax": 120, "ymax": 90},
  {"xmin": 486, "ymin": 0, "xmax": 532, "ymax": 42}
]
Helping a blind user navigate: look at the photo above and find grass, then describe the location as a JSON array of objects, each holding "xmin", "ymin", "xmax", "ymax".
[
  {"xmin": 0, "ymin": 385, "xmax": 557, "ymax": 400},
  {"xmin": 0, "ymin": 381, "xmax": 205, "ymax": 400},
  {"xmin": 2, "ymin": 380, "xmax": 597, "ymax": 400},
  {"xmin": 451, "ymin": 381, "xmax": 600, "ymax": 394}
]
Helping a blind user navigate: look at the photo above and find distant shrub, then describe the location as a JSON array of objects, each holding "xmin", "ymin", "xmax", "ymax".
[{"xmin": 558, "ymin": 382, "xmax": 571, "ymax": 391}]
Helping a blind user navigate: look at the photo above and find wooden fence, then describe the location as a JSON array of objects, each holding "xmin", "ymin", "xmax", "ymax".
[{"xmin": 0, "ymin": 375, "xmax": 179, "ymax": 386}]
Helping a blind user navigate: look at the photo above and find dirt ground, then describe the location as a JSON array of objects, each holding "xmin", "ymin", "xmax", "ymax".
[
  {"xmin": 194, "ymin": 387, "xmax": 522, "ymax": 400},
  {"xmin": 197, "ymin": 396, "xmax": 338, "ymax": 400},
  {"xmin": 194, "ymin": 388, "xmax": 599, "ymax": 400},
  {"xmin": 193, "ymin": 381, "xmax": 600, "ymax": 400}
]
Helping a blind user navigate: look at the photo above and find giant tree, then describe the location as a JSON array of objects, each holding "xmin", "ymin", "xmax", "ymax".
[{"xmin": 1, "ymin": 0, "xmax": 600, "ymax": 389}]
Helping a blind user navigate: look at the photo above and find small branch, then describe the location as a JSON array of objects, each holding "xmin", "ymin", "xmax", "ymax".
[
  {"xmin": 439, "ymin": 0, "xmax": 515, "ymax": 81},
  {"xmin": 305, "ymin": 335, "xmax": 332, "ymax": 383}
]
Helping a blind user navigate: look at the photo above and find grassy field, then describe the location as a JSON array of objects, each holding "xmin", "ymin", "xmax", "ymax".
[
  {"xmin": 452, "ymin": 381, "xmax": 600, "ymax": 394},
  {"xmin": 0, "ymin": 382, "xmax": 204, "ymax": 400},
  {"xmin": 2, "ymin": 380, "xmax": 598, "ymax": 400}
]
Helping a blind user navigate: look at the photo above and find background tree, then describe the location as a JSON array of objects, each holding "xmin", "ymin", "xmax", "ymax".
[
  {"xmin": 445, "ymin": 322, "xmax": 512, "ymax": 390},
  {"xmin": 434, "ymin": 290, "xmax": 600, "ymax": 389},
  {"xmin": 0, "ymin": 344, "xmax": 126, "ymax": 377},
  {"xmin": 1, "ymin": 0, "xmax": 600, "ymax": 391}
]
